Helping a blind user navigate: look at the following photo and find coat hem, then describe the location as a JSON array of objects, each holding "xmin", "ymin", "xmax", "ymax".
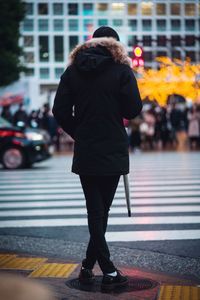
[{"xmin": 71, "ymin": 169, "xmax": 129, "ymax": 176}]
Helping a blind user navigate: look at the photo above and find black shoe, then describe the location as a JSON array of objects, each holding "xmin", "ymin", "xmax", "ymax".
[
  {"xmin": 101, "ymin": 270, "xmax": 128, "ymax": 290},
  {"xmin": 78, "ymin": 267, "xmax": 95, "ymax": 284}
]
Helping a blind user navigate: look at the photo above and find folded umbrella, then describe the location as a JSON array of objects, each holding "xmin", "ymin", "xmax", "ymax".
[{"xmin": 123, "ymin": 174, "xmax": 131, "ymax": 217}]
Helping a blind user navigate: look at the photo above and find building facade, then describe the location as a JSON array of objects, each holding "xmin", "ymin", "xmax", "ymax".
[{"xmin": 20, "ymin": 0, "xmax": 200, "ymax": 108}]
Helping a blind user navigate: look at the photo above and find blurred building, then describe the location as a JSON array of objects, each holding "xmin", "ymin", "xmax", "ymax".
[{"xmin": 20, "ymin": 0, "xmax": 200, "ymax": 108}]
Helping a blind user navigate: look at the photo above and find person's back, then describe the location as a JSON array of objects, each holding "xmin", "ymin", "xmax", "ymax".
[
  {"xmin": 53, "ymin": 26, "xmax": 143, "ymax": 290},
  {"xmin": 53, "ymin": 36, "xmax": 142, "ymax": 175}
]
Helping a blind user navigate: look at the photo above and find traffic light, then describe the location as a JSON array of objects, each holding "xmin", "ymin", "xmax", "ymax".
[{"xmin": 132, "ymin": 46, "xmax": 144, "ymax": 67}]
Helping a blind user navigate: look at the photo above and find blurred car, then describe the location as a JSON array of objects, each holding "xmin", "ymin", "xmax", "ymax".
[{"xmin": 0, "ymin": 117, "xmax": 54, "ymax": 169}]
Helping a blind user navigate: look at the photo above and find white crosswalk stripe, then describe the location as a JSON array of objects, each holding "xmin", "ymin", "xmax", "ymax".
[
  {"xmin": 0, "ymin": 216, "xmax": 200, "ymax": 228},
  {"xmin": 0, "ymin": 153, "xmax": 200, "ymax": 242},
  {"xmin": 1, "ymin": 184, "xmax": 200, "ymax": 191},
  {"xmin": 1, "ymin": 205, "xmax": 200, "ymax": 217},
  {"xmin": 106, "ymin": 230, "xmax": 200, "ymax": 241},
  {"xmin": 0, "ymin": 197, "xmax": 200, "ymax": 208}
]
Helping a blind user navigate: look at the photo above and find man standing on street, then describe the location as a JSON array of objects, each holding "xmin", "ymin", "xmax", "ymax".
[{"xmin": 53, "ymin": 26, "xmax": 142, "ymax": 290}]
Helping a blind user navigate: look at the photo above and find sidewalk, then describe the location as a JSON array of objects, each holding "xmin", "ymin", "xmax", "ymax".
[{"xmin": 0, "ymin": 251, "xmax": 200, "ymax": 300}]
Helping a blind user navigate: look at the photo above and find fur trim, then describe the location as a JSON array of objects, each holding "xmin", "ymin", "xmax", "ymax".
[{"xmin": 69, "ymin": 37, "xmax": 132, "ymax": 67}]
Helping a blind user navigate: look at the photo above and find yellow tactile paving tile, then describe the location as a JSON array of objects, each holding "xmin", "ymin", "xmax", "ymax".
[
  {"xmin": 29, "ymin": 263, "xmax": 78, "ymax": 278},
  {"xmin": 158, "ymin": 285, "xmax": 200, "ymax": 300},
  {"xmin": 0, "ymin": 257, "xmax": 47, "ymax": 270},
  {"xmin": 0, "ymin": 254, "xmax": 17, "ymax": 267}
]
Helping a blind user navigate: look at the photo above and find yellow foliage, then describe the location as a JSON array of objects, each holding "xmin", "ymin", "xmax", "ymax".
[{"xmin": 136, "ymin": 57, "xmax": 200, "ymax": 106}]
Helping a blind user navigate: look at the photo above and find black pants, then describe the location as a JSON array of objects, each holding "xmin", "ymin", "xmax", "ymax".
[{"xmin": 80, "ymin": 175, "xmax": 120, "ymax": 274}]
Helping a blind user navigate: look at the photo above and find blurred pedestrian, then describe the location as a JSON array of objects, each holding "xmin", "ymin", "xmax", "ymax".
[
  {"xmin": 129, "ymin": 116, "xmax": 142, "ymax": 151},
  {"xmin": 40, "ymin": 103, "xmax": 60, "ymax": 148},
  {"xmin": 1, "ymin": 105, "xmax": 13, "ymax": 123},
  {"xmin": 13, "ymin": 103, "xmax": 28, "ymax": 128},
  {"xmin": 154, "ymin": 107, "xmax": 169, "ymax": 150},
  {"xmin": 53, "ymin": 26, "xmax": 142, "ymax": 290},
  {"xmin": 170, "ymin": 103, "xmax": 188, "ymax": 150},
  {"xmin": 142, "ymin": 109, "xmax": 156, "ymax": 150},
  {"xmin": 40, "ymin": 103, "xmax": 51, "ymax": 132},
  {"xmin": 28, "ymin": 110, "xmax": 40, "ymax": 128},
  {"xmin": 187, "ymin": 105, "xmax": 200, "ymax": 150}
]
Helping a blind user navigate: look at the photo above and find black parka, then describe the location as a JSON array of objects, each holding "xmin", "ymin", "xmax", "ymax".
[{"xmin": 53, "ymin": 37, "xmax": 142, "ymax": 175}]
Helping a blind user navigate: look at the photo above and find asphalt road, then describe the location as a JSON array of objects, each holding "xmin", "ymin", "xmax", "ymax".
[{"xmin": 0, "ymin": 151, "xmax": 200, "ymax": 261}]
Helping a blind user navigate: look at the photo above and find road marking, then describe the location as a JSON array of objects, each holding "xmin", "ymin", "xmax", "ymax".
[
  {"xmin": 1, "ymin": 166, "xmax": 199, "ymax": 174},
  {"xmin": 0, "ymin": 198, "xmax": 200, "ymax": 208},
  {"xmin": 0, "ymin": 254, "xmax": 17, "ymax": 267},
  {"xmin": 0, "ymin": 216, "xmax": 200, "ymax": 228},
  {"xmin": 1, "ymin": 205, "xmax": 200, "ymax": 217},
  {"xmin": 1, "ymin": 167, "xmax": 199, "ymax": 173},
  {"xmin": 1, "ymin": 178, "xmax": 200, "ymax": 185},
  {"xmin": 1, "ymin": 176, "xmax": 200, "ymax": 184},
  {"xmin": 1, "ymin": 191, "xmax": 200, "ymax": 201},
  {"xmin": 1, "ymin": 187, "xmax": 200, "ymax": 195},
  {"xmin": 1, "ymin": 182, "xmax": 200, "ymax": 189},
  {"xmin": 1, "ymin": 153, "xmax": 200, "ymax": 245},
  {"xmin": 106, "ymin": 229, "xmax": 200, "ymax": 242},
  {"xmin": 0, "ymin": 257, "xmax": 47, "ymax": 270},
  {"xmin": 29, "ymin": 263, "xmax": 78, "ymax": 278},
  {"xmin": 158, "ymin": 285, "xmax": 200, "ymax": 300},
  {"xmin": 0, "ymin": 254, "xmax": 78, "ymax": 278}
]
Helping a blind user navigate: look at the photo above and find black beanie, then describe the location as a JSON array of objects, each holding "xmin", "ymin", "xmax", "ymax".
[{"xmin": 92, "ymin": 26, "xmax": 120, "ymax": 41}]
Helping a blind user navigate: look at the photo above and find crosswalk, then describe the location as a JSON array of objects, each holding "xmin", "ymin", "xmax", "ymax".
[{"xmin": 0, "ymin": 152, "xmax": 200, "ymax": 242}]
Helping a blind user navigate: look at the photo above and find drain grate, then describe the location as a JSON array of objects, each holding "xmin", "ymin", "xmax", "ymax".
[{"xmin": 66, "ymin": 275, "xmax": 158, "ymax": 294}]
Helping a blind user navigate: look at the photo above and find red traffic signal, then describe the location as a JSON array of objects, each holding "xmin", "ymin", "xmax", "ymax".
[
  {"xmin": 133, "ymin": 58, "xmax": 144, "ymax": 67},
  {"xmin": 138, "ymin": 58, "xmax": 144, "ymax": 66}
]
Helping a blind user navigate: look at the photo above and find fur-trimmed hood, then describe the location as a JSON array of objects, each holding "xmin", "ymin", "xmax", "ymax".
[{"xmin": 69, "ymin": 37, "xmax": 132, "ymax": 73}]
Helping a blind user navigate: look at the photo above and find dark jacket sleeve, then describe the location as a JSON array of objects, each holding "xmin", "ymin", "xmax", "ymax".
[
  {"xmin": 120, "ymin": 66, "xmax": 143, "ymax": 120},
  {"xmin": 52, "ymin": 68, "xmax": 76, "ymax": 139}
]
